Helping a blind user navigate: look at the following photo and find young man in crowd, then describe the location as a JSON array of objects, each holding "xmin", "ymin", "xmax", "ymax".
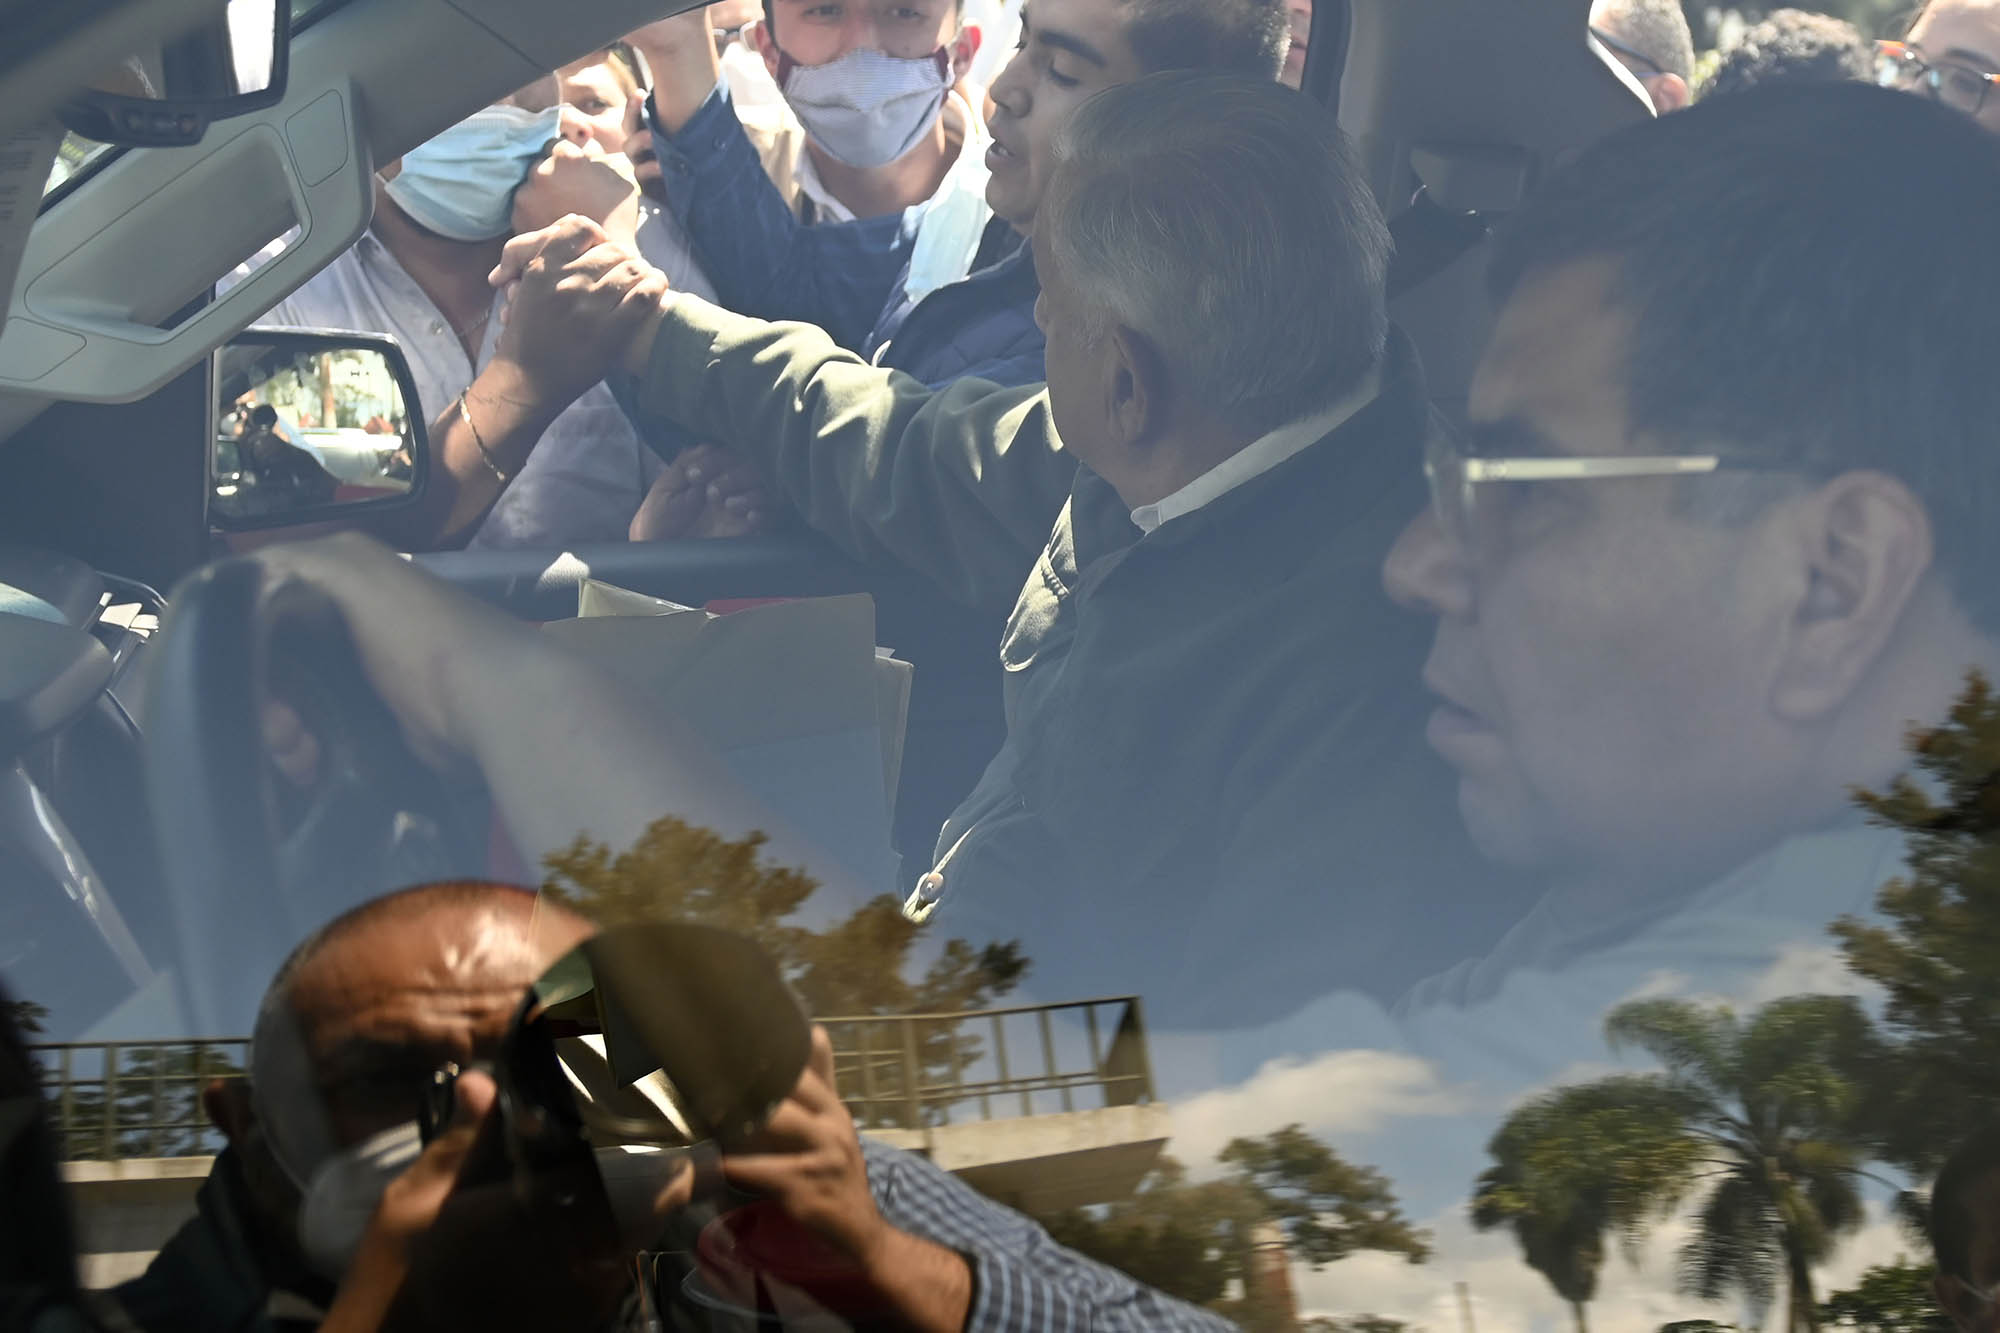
[
  {"xmin": 102, "ymin": 882, "xmax": 1229, "ymax": 1331},
  {"xmin": 1588, "ymin": 0, "xmax": 1695, "ymax": 112}
]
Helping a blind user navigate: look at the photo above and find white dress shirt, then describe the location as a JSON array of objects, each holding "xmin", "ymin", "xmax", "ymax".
[{"xmin": 1129, "ymin": 373, "xmax": 1382, "ymax": 534}]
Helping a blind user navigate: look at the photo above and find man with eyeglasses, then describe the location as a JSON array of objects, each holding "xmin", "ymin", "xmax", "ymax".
[
  {"xmin": 1382, "ymin": 79, "xmax": 2000, "ymax": 1011},
  {"xmin": 1588, "ymin": 0, "xmax": 1694, "ymax": 113},
  {"xmin": 1935, "ymin": 1124, "xmax": 2000, "ymax": 1333},
  {"xmin": 1877, "ymin": 0, "xmax": 2000, "ymax": 133}
]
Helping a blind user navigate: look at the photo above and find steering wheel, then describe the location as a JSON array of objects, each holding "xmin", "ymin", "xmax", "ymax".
[{"xmin": 145, "ymin": 556, "xmax": 489, "ymax": 1035}]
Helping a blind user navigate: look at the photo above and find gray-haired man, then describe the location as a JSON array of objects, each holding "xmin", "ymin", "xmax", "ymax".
[{"xmin": 488, "ymin": 71, "xmax": 1511, "ymax": 1027}]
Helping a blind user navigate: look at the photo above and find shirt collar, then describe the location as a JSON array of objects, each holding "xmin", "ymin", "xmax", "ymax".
[{"xmin": 1129, "ymin": 369, "xmax": 1384, "ymax": 534}]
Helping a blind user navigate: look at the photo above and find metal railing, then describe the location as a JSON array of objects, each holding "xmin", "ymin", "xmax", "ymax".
[
  {"xmin": 820, "ymin": 996, "xmax": 1154, "ymax": 1131},
  {"xmin": 29, "ymin": 996, "xmax": 1155, "ymax": 1157},
  {"xmin": 31, "ymin": 1038, "xmax": 249, "ymax": 1161}
]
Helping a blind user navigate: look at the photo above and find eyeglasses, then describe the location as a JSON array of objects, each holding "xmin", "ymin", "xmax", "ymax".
[
  {"xmin": 1876, "ymin": 39, "xmax": 2000, "ymax": 117},
  {"xmin": 1423, "ymin": 433, "xmax": 1784, "ymax": 558},
  {"xmin": 1590, "ymin": 25, "xmax": 1667, "ymax": 80},
  {"xmin": 1948, "ymin": 1272, "xmax": 2000, "ymax": 1311}
]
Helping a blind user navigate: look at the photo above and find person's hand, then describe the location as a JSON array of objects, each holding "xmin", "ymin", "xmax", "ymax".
[
  {"xmin": 488, "ymin": 215, "xmax": 671, "ymax": 407},
  {"xmin": 316, "ymin": 1070, "xmax": 499, "ymax": 1333},
  {"xmin": 625, "ymin": 7, "xmax": 726, "ymax": 135},
  {"xmin": 720, "ymin": 1027, "xmax": 892, "ymax": 1267},
  {"xmin": 261, "ymin": 699, "xmax": 322, "ymax": 788},
  {"xmin": 631, "ymin": 445, "xmax": 777, "ymax": 542},
  {"xmin": 324, "ymin": 1068, "xmax": 696, "ymax": 1333},
  {"xmin": 249, "ymin": 533, "xmax": 534, "ymax": 768},
  {"xmin": 512, "ymin": 140, "xmax": 642, "ymax": 249}
]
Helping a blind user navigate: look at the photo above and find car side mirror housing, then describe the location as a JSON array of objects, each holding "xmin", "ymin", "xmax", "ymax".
[
  {"xmin": 210, "ymin": 327, "xmax": 430, "ymax": 533},
  {"xmin": 58, "ymin": 0, "xmax": 292, "ymax": 149}
]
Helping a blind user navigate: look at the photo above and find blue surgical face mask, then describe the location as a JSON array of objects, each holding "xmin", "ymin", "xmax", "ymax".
[{"xmin": 383, "ymin": 104, "xmax": 564, "ymax": 242}]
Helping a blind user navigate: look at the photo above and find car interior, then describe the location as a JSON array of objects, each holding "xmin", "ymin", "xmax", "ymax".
[
  {"xmin": 0, "ymin": 0, "xmax": 1651, "ymax": 1049},
  {"xmin": 0, "ymin": 0, "xmax": 1712, "ymax": 1321}
]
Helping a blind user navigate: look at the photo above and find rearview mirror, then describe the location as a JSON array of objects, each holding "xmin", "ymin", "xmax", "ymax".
[
  {"xmin": 211, "ymin": 329, "xmax": 428, "ymax": 531},
  {"xmin": 59, "ymin": 0, "xmax": 290, "ymax": 149}
]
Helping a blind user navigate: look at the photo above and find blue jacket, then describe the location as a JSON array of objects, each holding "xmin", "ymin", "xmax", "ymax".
[{"xmin": 649, "ymin": 84, "xmax": 1046, "ymax": 392}]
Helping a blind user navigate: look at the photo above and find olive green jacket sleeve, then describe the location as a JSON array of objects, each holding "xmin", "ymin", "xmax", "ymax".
[{"xmin": 635, "ymin": 294, "xmax": 1071, "ymax": 615}]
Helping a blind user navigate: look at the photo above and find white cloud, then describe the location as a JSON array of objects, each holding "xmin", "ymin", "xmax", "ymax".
[{"xmin": 1167, "ymin": 1046, "xmax": 1478, "ymax": 1174}]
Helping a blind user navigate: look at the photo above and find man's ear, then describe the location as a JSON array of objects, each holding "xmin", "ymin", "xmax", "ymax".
[
  {"xmin": 753, "ymin": 20, "xmax": 782, "ymax": 77},
  {"xmin": 950, "ymin": 24, "xmax": 983, "ymax": 79},
  {"xmin": 1647, "ymin": 72, "xmax": 1690, "ymax": 113},
  {"xmin": 1771, "ymin": 471, "xmax": 1934, "ymax": 723},
  {"xmin": 202, "ymin": 1077, "xmax": 257, "ymax": 1148},
  {"xmin": 1103, "ymin": 324, "xmax": 1168, "ymax": 453}
]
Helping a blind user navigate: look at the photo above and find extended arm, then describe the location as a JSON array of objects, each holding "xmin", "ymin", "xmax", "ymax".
[{"xmin": 634, "ymin": 16, "xmax": 913, "ymax": 350}]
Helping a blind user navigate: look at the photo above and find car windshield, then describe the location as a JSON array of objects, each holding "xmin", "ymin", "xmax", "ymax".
[{"xmin": 13, "ymin": 2, "xmax": 2000, "ymax": 1331}]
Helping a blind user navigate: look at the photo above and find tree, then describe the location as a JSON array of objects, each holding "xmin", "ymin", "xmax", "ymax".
[
  {"xmin": 1040, "ymin": 1157, "xmax": 1241, "ymax": 1307},
  {"xmin": 1606, "ymin": 996, "xmax": 1884, "ymax": 1333},
  {"xmin": 541, "ymin": 816, "xmax": 1029, "ymax": 1126},
  {"xmin": 1473, "ymin": 1077, "xmax": 1702, "ymax": 1333},
  {"xmin": 1833, "ymin": 670, "xmax": 2000, "ymax": 1177},
  {"xmin": 4, "ymin": 999, "xmax": 47, "ymax": 1037},
  {"xmin": 1220, "ymin": 1124, "xmax": 1433, "ymax": 1269},
  {"xmin": 1472, "ymin": 996, "xmax": 1887, "ymax": 1333},
  {"xmin": 1042, "ymin": 1126, "xmax": 1428, "ymax": 1327},
  {"xmin": 1819, "ymin": 1260, "xmax": 1951, "ymax": 1332},
  {"xmin": 49, "ymin": 1042, "xmax": 245, "ymax": 1160}
]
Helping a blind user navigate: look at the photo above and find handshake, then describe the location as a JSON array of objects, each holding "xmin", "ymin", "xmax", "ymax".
[
  {"xmin": 479, "ymin": 149, "xmax": 777, "ymax": 540},
  {"xmin": 482, "ymin": 208, "xmax": 669, "ymax": 407}
]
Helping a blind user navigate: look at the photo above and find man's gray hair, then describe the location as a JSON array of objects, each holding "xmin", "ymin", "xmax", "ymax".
[
  {"xmin": 1041, "ymin": 71, "xmax": 1391, "ymax": 440},
  {"xmin": 1590, "ymin": 0, "xmax": 1697, "ymax": 81}
]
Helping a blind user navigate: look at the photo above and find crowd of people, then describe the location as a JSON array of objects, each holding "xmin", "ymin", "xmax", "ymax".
[{"xmin": 23, "ymin": 0, "xmax": 2000, "ymax": 1328}]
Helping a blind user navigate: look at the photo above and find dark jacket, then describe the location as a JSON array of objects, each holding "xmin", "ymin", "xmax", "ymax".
[
  {"xmin": 98, "ymin": 1150, "xmax": 328, "ymax": 1333},
  {"xmin": 650, "ymin": 85, "xmax": 1047, "ymax": 392},
  {"xmin": 636, "ymin": 301, "xmax": 1529, "ymax": 1029}
]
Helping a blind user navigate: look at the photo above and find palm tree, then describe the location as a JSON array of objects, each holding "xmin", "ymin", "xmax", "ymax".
[
  {"xmin": 1601, "ymin": 995, "xmax": 1884, "ymax": 1333},
  {"xmin": 1473, "ymin": 1077, "xmax": 1699, "ymax": 1333}
]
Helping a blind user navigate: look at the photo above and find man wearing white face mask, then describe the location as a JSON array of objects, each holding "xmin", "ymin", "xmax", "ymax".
[
  {"xmin": 600, "ymin": 1, "xmax": 1049, "ymax": 393},
  {"xmin": 260, "ymin": 83, "xmax": 669, "ymax": 553}
]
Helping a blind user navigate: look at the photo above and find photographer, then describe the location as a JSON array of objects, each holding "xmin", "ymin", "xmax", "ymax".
[{"xmin": 102, "ymin": 881, "xmax": 1228, "ymax": 1332}]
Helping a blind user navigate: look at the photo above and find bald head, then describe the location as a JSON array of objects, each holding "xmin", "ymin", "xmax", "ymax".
[{"xmin": 251, "ymin": 882, "xmax": 594, "ymax": 1183}]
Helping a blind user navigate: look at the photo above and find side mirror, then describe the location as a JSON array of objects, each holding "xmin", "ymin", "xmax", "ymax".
[
  {"xmin": 58, "ymin": 0, "xmax": 291, "ymax": 149},
  {"xmin": 211, "ymin": 328, "xmax": 429, "ymax": 532}
]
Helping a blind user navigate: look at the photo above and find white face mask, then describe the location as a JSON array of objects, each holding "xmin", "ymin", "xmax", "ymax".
[
  {"xmin": 777, "ymin": 46, "xmax": 955, "ymax": 169},
  {"xmin": 383, "ymin": 103, "xmax": 564, "ymax": 241},
  {"xmin": 293, "ymin": 1122, "xmax": 694, "ymax": 1280},
  {"xmin": 295, "ymin": 1120, "xmax": 424, "ymax": 1281}
]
